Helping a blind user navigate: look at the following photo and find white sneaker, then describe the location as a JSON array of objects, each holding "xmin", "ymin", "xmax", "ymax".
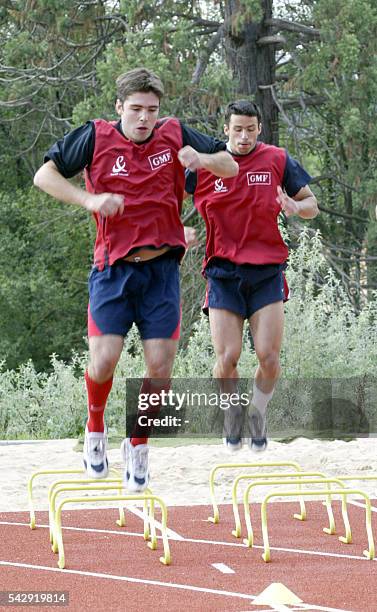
[
  {"xmin": 121, "ymin": 439, "xmax": 149, "ymax": 492},
  {"xmin": 248, "ymin": 407, "xmax": 268, "ymax": 452},
  {"xmin": 222, "ymin": 437, "xmax": 243, "ymax": 452},
  {"xmin": 83, "ymin": 425, "xmax": 109, "ymax": 478}
]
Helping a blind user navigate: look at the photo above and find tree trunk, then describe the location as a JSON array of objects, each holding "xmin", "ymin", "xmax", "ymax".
[{"xmin": 224, "ymin": 0, "xmax": 278, "ymax": 145}]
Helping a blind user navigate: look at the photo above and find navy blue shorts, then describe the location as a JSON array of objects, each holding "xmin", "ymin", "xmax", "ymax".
[
  {"xmin": 203, "ymin": 259, "xmax": 288, "ymax": 319},
  {"xmin": 88, "ymin": 256, "xmax": 181, "ymax": 340}
]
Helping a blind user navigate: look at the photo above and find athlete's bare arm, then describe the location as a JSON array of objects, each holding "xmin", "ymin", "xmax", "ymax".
[
  {"xmin": 34, "ymin": 160, "xmax": 124, "ymax": 217},
  {"xmin": 276, "ymin": 184, "xmax": 318, "ymax": 219},
  {"xmin": 178, "ymin": 146, "xmax": 239, "ymax": 178}
]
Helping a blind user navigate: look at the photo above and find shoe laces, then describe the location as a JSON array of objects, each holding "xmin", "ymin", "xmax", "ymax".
[{"xmin": 89, "ymin": 436, "xmax": 106, "ymax": 457}]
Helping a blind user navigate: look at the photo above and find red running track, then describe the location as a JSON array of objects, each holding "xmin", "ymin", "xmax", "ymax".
[{"xmin": 0, "ymin": 500, "xmax": 376, "ymax": 611}]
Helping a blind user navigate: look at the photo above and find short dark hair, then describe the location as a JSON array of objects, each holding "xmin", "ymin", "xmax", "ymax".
[
  {"xmin": 224, "ymin": 100, "xmax": 262, "ymax": 125},
  {"xmin": 116, "ymin": 67, "xmax": 164, "ymax": 103}
]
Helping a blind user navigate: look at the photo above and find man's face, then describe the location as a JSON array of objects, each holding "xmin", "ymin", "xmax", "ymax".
[
  {"xmin": 224, "ymin": 114, "xmax": 261, "ymax": 155},
  {"xmin": 116, "ymin": 91, "xmax": 160, "ymax": 143}
]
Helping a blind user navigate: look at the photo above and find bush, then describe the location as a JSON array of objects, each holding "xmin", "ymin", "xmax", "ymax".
[{"xmin": 1, "ymin": 229, "xmax": 377, "ymax": 439}]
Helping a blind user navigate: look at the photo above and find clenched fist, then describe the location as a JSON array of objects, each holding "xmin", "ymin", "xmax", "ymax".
[
  {"xmin": 178, "ymin": 146, "xmax": 203, "ymax": 171},
  {"xmin": 84, "ymin": 193, "xmax": 125, "ymax": 217}
]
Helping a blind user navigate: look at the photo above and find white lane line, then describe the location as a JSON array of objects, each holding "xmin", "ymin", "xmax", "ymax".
[
  {"xmin": 0, "ymin": 561, "xmax": 355, "ymax": 612},
  {"xmin": 125, "ymin": 505, "xmax": 184, "ymax": 540},
  {"xmin": 180, "ymin": 535, "xmax": 374, "ymax": 562},
  {"xmin": 0, "ymin": 560, "xmax": 254, "ymax": 601},
  {"xmin": 299, "ymin": 604, "xmax": 352, "ymax": 612},
  {"xmin": 0, "ymin": 520, "xmax": 374, "ymax": 562},
  {"xmin": 211, "ymin": 563, "xmax": 235, "ymax": 574},
  {"xmin": 0, "ymin": 512, "xmax": 184, "ymax": 542},
  {"xmin": 348, "ymin": 499, "xmax": 377, "ymax": 512}
]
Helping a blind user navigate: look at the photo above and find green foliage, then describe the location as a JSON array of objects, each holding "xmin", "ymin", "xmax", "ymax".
[
  {"xmin": 0, "ymin": 188, "xmax": 93, "ymax": 370},
  {"xmin": 279, "ymin": 0, "xmax": 377, "ymax": 308},
  {"xmin": 1, "ymin": 0, "xmax": 377, "ymax": 380},
  {"xmin": 1, "ymin": 230, "xmax": 377, "ymax": 440}
]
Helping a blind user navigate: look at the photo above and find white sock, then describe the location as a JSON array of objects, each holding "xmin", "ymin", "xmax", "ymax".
[{"xmin": 250, "ymin": 381, "xmax": 274, "ymax": 416}]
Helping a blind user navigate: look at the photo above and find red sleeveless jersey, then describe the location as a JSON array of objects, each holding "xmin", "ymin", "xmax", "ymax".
[
  {"xmin": 194, "ymin": 142, "xmax": 289, "ymax": 267},
  {"xmin": 85, "ymin": 118, "xmax": 186, "ymax": 270}
]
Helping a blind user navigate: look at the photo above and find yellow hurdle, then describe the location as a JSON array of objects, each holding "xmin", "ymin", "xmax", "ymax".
[
  {"xmin": 260, "ymin": 488, "xmax": 375, "ymax": 562},
  {"xmin": 28, "ymin": 469, "xmax": 82, "ymax": 529},
  {"xmin": 54, "ymin": 493, "xmax": 171, "ymax": 569},
  {"xmin": 242, "ymin": 477, "xmax": 352, "ymax": 550},
  {"xmin": 208, "ymin": 461, "xmax": 304, "ymax": 523},
  {"xmin": 48, "ymin": 484, "xmax": 156, "ymax": 552},
  {"xmin": 320, "ymin": 474, "xmax": 377, "ymax": 510},
  {"xmin": 48, "ymin": 479, "xmax": 128, "ymax": 545},
  {"xmin": 27, "ymin": 467, "xmax": 121, "ymax": 529},
  {"xmin": 231, "ymin": 471, "xmax": 335, "ymax": 538}
]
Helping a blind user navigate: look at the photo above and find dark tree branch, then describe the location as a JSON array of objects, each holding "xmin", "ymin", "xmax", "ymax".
[
  {"xmin": 182, "ymin": 207, "xmax": 197, "ymax": 224},
  {"xmin": 257, "ymin": 34, "xmax": 286, "ymax": 46},
  {"xmin": 310, "ymin": 174, "xmax": 359, "ymax": 193},
  {"xmin": 280, "ymin": 94, "xmax": 326, "ymax": 108},
  {"xmin": 318, "ymin": 205, "xmax": 368, "ymax": 223},
  {"xmin": 191, "ymin": 22, "xmax": 227, "ymax": 85},
  {"xmin": 265, "ymin": 18, "xmax": 320, "ymax": 38}
]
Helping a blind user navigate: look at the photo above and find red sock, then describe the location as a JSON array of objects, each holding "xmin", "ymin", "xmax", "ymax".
[
  {"xmin": 85, "ymin": 370, "xmax": 113, "ymax": 433},
  {"xmin": 131, "ymin": 437, "xmax": 148, "ymax": 446}
]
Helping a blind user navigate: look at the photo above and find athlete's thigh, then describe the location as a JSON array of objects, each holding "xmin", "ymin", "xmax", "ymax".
[
  {"xmin": 89, "ymin": 334, "xmax": 124, "ymax": 369},
  {"xmin": 209, "ymin": 308, "xmax": 244, "ymax": 359},
  {"xmin": 142, "ymin": 338, "xmax": 179, "ymax": 378},
  {"xmin": 248, "ymin": 301, "xmax": 284, "ymax": 356}
]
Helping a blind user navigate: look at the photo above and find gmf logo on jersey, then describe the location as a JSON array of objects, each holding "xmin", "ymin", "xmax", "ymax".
[
  {"xmin": 111, "ymin": 155, "xmax": 129, "ymax": 177},
  {"xmin": 214, "ymin": 178, "xmax": 228, "ymax": 193},
  {"xmin": 148, "ymin": 149, "xmax": 173, "ymax": 170},
  {"xmin": 247, "ymin": 171, "xmax": 271, "ymax": 186}
]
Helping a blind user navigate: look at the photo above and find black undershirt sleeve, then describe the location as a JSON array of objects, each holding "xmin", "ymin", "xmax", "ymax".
[
  {"xmin": 180, "ymin": 122, "xmax": 226, "ymax": 154},
  {"xmin": 283, "ymin": 152, "xmax": 312, "ymax": 197},
  {"xmin": 185, "ymin": 170, "xmax": 198, "ymax": 194},
  {"xmin": 44, "ymin": 121, "xmax": 95, "ymax": 178}
]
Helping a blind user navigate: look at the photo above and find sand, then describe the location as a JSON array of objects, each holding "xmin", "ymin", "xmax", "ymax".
[{"xmin": 1, "ymin": 437, "xmax": 377, "ymax": 512}]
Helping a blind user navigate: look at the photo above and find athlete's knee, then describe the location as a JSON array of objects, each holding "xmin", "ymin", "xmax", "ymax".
[
  {"xmin": 257, "ymin": 350, "xmax": 281, "ymax": 378},
  {"xmin": 214, "ymin": 349, "xmax": 240, "ymax": 378},
  {"xmin": 88, "ymin": 353, "xmax": 118, "ymax": 383},
  {"xmin": 146, "ymin": 360, "xmax": 172, "ymax": 379}
]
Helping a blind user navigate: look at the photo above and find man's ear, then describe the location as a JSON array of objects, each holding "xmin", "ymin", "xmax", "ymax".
[
  {"xmin": 115, "ymin": 99, "xmax": 123, "ymax": 115},
  {"xmin": 224, "ymin": 123, "xmax": 229, "ymax": 136}
]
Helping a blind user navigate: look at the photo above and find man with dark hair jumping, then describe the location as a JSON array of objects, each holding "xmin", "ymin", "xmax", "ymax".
[
  {"xmin": 186, "ymin": 99, "xmax": 318, "ymax": 451},
  {"xmin": 34, "ymin": 67, "xmax": 238, "ymax": 490}
]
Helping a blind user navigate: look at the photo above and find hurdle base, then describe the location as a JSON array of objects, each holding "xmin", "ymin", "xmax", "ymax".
[
  {"xmin": 207, "ymin": 516, "xmax": 219, "ymax": 524},
  {"xmin": 339, "ymin": 535, "xmax": 352, "ymax": 544},
  {"xmin": 363, "ymin": 549, "xmax": 374, "ymax": 560},
  {"xmin": 323, "ymin": 527, "xmax": 336, "ymax": 535}
]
